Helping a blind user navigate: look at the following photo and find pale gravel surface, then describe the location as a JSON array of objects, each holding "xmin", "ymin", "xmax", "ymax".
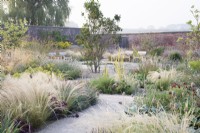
[{"xmin": 38, "ymin": 94, "xmax": 134, "ymax": 133}]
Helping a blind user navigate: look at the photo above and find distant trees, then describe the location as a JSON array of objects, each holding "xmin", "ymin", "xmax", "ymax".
[
  {"xmin": 76, "ymin": 0, "xmax": 121, "ymax": 73},
  {"xmin": 0, "ymin": 0, "xmax": 71, "ymax": 26}
]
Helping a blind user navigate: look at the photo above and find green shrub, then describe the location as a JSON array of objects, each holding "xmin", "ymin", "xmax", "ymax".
[
  {"xmin": 57, "ymin": 41, "xmax": 72, "ymax": 49},
  {"xmin": 136, "ymin": 86, "xmax": 196, "ymax": 114},
  {"xmin": 10, "ymin": 59, "xmax": 41, "ymax": 75},
  {"xmin": 53, "ymin": 62, "xmax": 81, "ymax": 80},
  {"xmin": 91, "ymin": 76, "xmax": 115, "ymax": 94},
  {"xmin": 137, "ymin": 89, "xmax": 171, "ymax": 111},
  {"xmin": 189, "ymin": 60, "xmax": 200, "ymax": 71},
  {"xmin": 115, "ymin": 80, "xmax": 132, "ymax": 94},
  {"xmin": 150, "ymin": 47, "xmax": 165, "ymax": 56},
  {"xmin": 123, "ymin": 74, "xmax": 139, "ymax": 94},
  {"xmin": 11, "ymin": 61, "xmax": 82, "ymax": 80},
  {"xmin": 180, "ymin": 69, "xmax": 200, "ymax": 87},
  {"xmin": 135, "ymin": 82, "xmax": 200, "ymax": 126},
  {"xmin": 155, "ymin": 79, "xmax": 171, "ymax": 91},
  {"xmin": 0, "ymin": 20, "xmax": 28, "ymax": 49},
  {"xmin": 169, "ymin": 52, "xmax": 182, "ymax": 62},
  {"xmin": 134, "ymin": 73, "xmax": 145, "ymax": 88},
  {"xmin": 91, "ymin": 75, "xmax": 137, "ymax": 94}
]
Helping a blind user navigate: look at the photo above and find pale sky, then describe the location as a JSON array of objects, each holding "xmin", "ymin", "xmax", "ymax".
[{"xmin": 68, "ymin": 0, "xmax": 200, "ymax": 29}]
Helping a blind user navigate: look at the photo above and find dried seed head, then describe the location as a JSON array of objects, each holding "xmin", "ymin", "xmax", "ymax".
[
  {"xmin": 173, "ymin": 103, "xmax": 179, "ymax": 110},
  {"xmin": 191, "ymin": 82, "xmax": 195, "ymax": 88}
]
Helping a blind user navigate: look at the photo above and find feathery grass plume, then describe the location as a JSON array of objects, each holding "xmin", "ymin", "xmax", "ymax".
[
  {"xmin": 98, "ymin": 111, "xmax": 193, "ymax": 133},
  {"xmin": 57, "ymin": 81, "xmax": 97, "ymax": 112},
  {"xmin": 147, "ymin": 68, "xmax": 182, "ymax": 91},
  {"xmin": 64, "ymin": 49, "xmax": 82, "ymax": 61},
  {"xmin": 0, "ymin": 72, "xmax": 62, "ymax": 129}
]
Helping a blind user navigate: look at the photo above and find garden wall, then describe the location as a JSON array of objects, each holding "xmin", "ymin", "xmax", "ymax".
[
  {"xmin": 27, "ymin": 25, "xmax": 80, "ymax": 44},
  {"xmin": 27, "ymin": 26, "xmax": 189, "ymax": 48},
  {"xmin": 121, "ymin": 31, "xmax": 189, "ymax": 49}
]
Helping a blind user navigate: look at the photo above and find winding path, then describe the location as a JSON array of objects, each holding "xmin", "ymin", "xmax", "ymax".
[{"xmin": 38, "ymin": 94, "xmax": 134, "ymax": 133}]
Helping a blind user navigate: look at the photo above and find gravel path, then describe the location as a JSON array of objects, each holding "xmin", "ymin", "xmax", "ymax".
[{"xmin": 38, "ymin": 94, "xmax": 134, "ymax": 133}]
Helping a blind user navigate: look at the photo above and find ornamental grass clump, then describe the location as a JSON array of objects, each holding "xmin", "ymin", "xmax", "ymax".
[
  {"xmin": 0, "ymin": 72, "xmax": 59, "ymax": 129},
  {"xmin": 135, "ymin": 59, "xmax": 159, "ymax": 80},
  {"xmin": 110, "ymin": 112, "xmax": 193, "ymax": 133},
  {"xmin": 0, "ymin": 72, "xmax": 97, "ymax": 132},
  {"xmin": 51, "ymin": 62, "xmax": 82, "ymax": 80},
  {"xmin": 91, "ymin": 75, "xmax": 115, "ymax": 94},
  {"xmin": 57, "ymin": 81, "xmax": 97, "ymax": 113},
  {"xmin": 147, "ymin": 69, "xmax": 181, "ymax": 91},
  {"xmin": 92, "ymin": 111, "xmax": 193, "ymax": 133}
]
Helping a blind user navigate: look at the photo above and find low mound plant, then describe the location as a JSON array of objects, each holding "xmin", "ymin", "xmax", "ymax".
[
  {"xmin": 135, "ymin": 81, "xmax": 200, "ymax": 129},
  {"xmin": 91, "ymin": 74, "xmax": 138, "ymax": 95},
  {"xmin": 91, "ymin": 76, "xmax": 115, "ymax": 94},
  {"xmin": 57, "ymin": 41, "xmax": 72, "ymax": 49},
  {"xmin": 12, "ymin": 61, "xmax": 82, "ymax": 80},
  {"xmin": 169, "ymin": 52, "xmax": 182, "ymax": 62},
  {"xmin": 189, "ymin": 60, "xmax": 200, "ymax": 72},
  {"xmin": 53, "ymin": 62, "xmax": 81, "ymax": 80}
]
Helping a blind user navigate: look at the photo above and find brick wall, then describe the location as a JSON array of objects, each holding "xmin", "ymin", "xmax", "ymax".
[{"xmin": 27, "ymin": 26, "xmax": 189, "ymax": 48}]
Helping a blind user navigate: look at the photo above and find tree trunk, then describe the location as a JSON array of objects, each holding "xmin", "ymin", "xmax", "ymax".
[{"xmin": 94, "ymin": 65, "xmax": 98, "ymax": 73}]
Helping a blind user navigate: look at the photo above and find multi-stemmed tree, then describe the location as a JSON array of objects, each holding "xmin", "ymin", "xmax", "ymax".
[{"xmin": 76, "ymin": 0, "xmax": 121, "ymax": 73}]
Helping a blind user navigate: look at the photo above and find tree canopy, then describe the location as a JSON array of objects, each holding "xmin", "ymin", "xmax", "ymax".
[
  {"xmin": 0, "ymin": 19, "xmax": 28, "ymax": 49},
  {"xmin": 0, "ymin": 0, "xmax": 71, "ymax": 26},
  {"xmin": 76, "ymin": 0, "xmax": 121, "ymax": 73}
]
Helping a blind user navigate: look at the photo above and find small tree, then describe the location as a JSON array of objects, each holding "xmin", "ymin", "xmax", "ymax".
[
  {"xmin": 76, "ymin": 0, "xmax": 121, "ymax": 73},
  {"xmin": 186, "ymin": 5, "xmax": 200, "ymax": 49},
  {"xmin": 0, "ymin": 19, "xmax": 28, "ymax": 50}
]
